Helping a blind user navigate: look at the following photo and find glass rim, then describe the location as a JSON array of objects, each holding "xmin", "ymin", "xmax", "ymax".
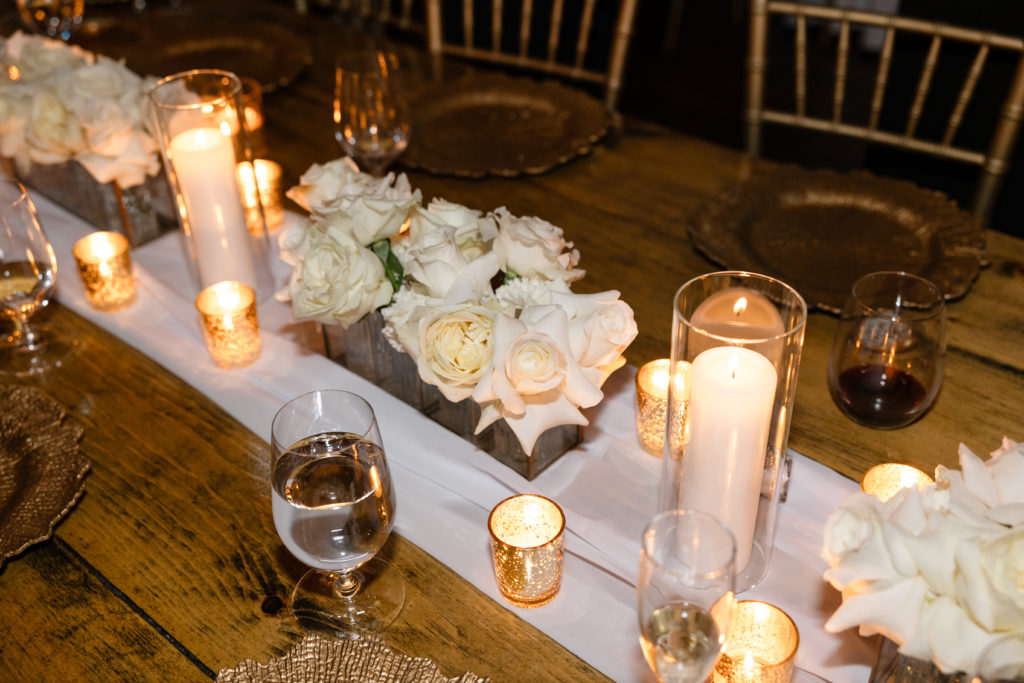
[
  {"xmin": 487, "ymin": 494, "xmax": 566, "ymax": 549},
  {"xmin": 270, "ymin": 388, "xmax": 379, "ymax": 452},
  {"xmin": 675, "ymin": 270, "xmax": 808, "ymax": 346},
  {"xmin": 149, "ymin": 68, "xmax": 243, "ymax": 111},
  {"xmin": 850, "ymin": 270, "xmax": 945, "ymax": 320},
  {"xmin": 641, "ymin": 509, "xmax": 737, "ymax": 582}
]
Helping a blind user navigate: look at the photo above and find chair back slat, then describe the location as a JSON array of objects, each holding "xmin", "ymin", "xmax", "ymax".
[
  {"xmin": 461, "ymin": 0, "xmax": 473, "ymax": 49},
  {"xmin": 942, "ymin": 44, "xmax": 989, "ymax": 147},
  {"xmin": 868, "ymin": 27, "xmax": 895, "ymax": 131},
  {"xmin": 547, "ymin": 0, "xmax": 565, "ymax": 64},
  {"xmin": 520, "ymin": 0, "xmax": 534, "ymax": 58},
  {"xmin": 795, "ymin": 13, "xmax": 806, "ymax": 117},
  {"xmin": 833, "ymin": 18, "xmax": 850, "ymax": 124},
  {"xmin": 575, "ymin": 0, "xmax": 597, "ymax": 70},
  {"xmin": 905, "ymin": 35, "xmax": 942, "ymax": 138}
]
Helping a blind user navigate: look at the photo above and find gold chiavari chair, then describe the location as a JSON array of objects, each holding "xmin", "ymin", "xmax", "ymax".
[
  {"xmin": 747, "ymin": 0, "xmax": 1024, "ymax": 225},
  {"xmin": 425, "ymin": 0, "xmax": 641, "ymax": 113},
  {"xmin": 299, "ymin": 0, "xmax": 423, "ymax": 33}
]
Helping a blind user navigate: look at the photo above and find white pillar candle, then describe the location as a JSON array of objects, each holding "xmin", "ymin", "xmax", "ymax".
[
  {"xmin": 169, "ymin": 126, "xmax": 257, "ymax": 290},
  {"xmin": 679, "ymin": 345, "xmax": 778, "ymax": 570}
]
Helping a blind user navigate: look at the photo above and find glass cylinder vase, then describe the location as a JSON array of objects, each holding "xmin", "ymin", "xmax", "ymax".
[
  {"xmin": 148, "ymin": 69, "xmax": 272, "ymax": 299},
  {"xmin": 659, "ymin": 271, "xmax": 807, "ymax": 592}
]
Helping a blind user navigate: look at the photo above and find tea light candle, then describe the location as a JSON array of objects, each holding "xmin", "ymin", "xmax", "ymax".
[
  {"xmin": 237, "ymin": 160, "xmax": 284, "ymax": 233},
  {"xmin": 169, "ymin": 126, "xmax": 257, "ymax": 290},
  {"xmin": 240, "ymin": 77, "xmax": 267, "ymax": 158},
  {"xmin": 195, "ymin": 281, "xmax": 261, "ymax": 369},
  {"xmin": 714, "ymin": 601, "xmax": 799, "ymax": 683},
  {"xmin": 488, "ymin": 494, "xmax": 565, "ymax": 608},
  {"xmin": 861, "ymin": 463, "xmax": 933, "ymax": 502},
  {"xmin": 677, "ymin": 346, "xmax": 777, "ymax": 570},
  {"xmin": 635, "ymin": 359, "xmax": 691, "ymax": 456},
  {"xmin": 72, "ymin": 231, "xmax": 135, "ymax": 311},
  {"xmin": 689, "ymin": 287, "xmax": 786, "ymax": 365}
]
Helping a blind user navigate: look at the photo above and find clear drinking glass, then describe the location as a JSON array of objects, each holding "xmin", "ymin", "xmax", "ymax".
[
  {"xmin": 270, "ymin": 389, "xmax": 405, "ymax": 636},
  {"xmin": 16, "ymin": 0, "xmax": 84, "ymax": 40},
  {"xmin": 334, "ymin": 49, "xmax": 411, "ymax": 177},
  {"xmin": 638, "ymin": 509, "xmax": 737, "ymax": 683},
  {"xmin": 0, "ymin": 179, "xmax": 73, "ymax": 376},
  {"xmin": 828, "ymin": 271, "xmax": 946, "ymax": 429}
]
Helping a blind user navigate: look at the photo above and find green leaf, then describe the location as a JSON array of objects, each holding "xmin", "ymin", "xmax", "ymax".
[{"xmin": 371, "ymin": 238, "xmax": 404, "ymax": 292}]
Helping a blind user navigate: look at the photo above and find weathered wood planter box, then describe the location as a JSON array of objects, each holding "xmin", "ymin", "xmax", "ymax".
[{"xmin": 323, "ymin": 312, "xmax": 581, "ymax": 480}]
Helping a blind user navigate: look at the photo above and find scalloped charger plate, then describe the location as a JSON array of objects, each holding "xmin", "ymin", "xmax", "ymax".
[{"xmin": 686, "ymin": 166, "xmax": 988, "ymax": 313}]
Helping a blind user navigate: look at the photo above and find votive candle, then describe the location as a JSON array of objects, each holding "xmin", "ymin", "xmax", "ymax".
[
  {"xmin": 861, "ymin": 463, "xmax": 933, "ymax": 502},
  {"xmin": 72, "ymin": 231, "xmax": 135, "ymax": 311},
  {"xmin": 714, "ymin": 600, "xmax": 799, "ymax": 683},
  {"xmin": 635, "ymin": 359, "xmax": 690, "ymax": 456},
  {"xmin": 488, "ymin": 494, "xmax": 565, "ymax": 608},
  {"xmin": 237, "ymin": 159, "xmax": 284, "ymax": 233},
  {"xmin": 195, "ymin": 281, "xmax": 260, "ymax": 369}
]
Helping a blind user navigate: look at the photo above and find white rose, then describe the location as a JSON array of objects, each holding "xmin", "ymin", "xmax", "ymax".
[
  {"xmin": 0, "ymin": 86, "xmax": 30, "ymax": 161},
  {"xmin": 400, "ymin": 223, "xmax": 500, "ymax": 302},
  {"xmin": 955, "ymin": 528, "xmax": 1024, "ymax": 633},
  {"xmin": 491, "ymin": 206, "xmax": 584, "ymax": 282},
  {"xmin": 415, "ymin": 305, "xmax": 495, "ymax": 403},
  {"xmin": 5, "ymin": 32, "xmax": 91, "ymax": 82},
  {"xmin": 287, "ymin": 230, "xmax": 392, "ymax": 328},
  {"xmin": 471, "ymin": 306, "xmax": 603, "ymax": 454},
  {"xmin": 551, "ymin": 288, "xmax": 637, "ymax": 368},
  {"xmin": 414, "ymin": 198, "xmax": 497, "ymax": 260},
  {"xmin": 59, "ymin": 58, "xmax": 141, "ymax": 113},
  {"xmin": 286, "ymin": 157, "xmax": 363, "ymax": 212},
  {"xmin": 25, "ymin": 88, "xmax": 84, "ymax": 164}
]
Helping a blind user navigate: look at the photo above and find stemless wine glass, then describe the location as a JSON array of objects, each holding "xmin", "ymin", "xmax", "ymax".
[
  {"xmin": 334, "ymin": 49, "xmax": 411, "ymax": 177},
  {"xmin": 638, "ymin": 510, "xmax": 737, "ymax": 683},
  {"xmin": 16, "ymin": 0, "xmax": 85, "ymax": 41},
  {"xmin": 828, "ymin": 271, "xmax": 946, "ymax": 429},
  {"xmin": 0, "ymin": 179, "xmax": 73, "ymax": 376},
  {"xmin": 270, "ymin": 389, "xmax": 405, "ymax": 636}
]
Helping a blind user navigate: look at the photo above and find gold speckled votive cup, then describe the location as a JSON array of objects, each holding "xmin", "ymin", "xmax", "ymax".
[
  {"xmin": 714, "ymin": 600, "xmax": 799, "ymax": 683},
  {"xmin": 195, "ymin": 281, "xmax": 260, "ymax": 369},
  {"xmin": 72, "ymin": 231, "xmax": 135, "ymax": 311},
  {"xmin": 488, "ymin": 494, "xmax": 565, "ymax": 608},
  {"xmin": 635, "ymin": 359, "xmax": 690, "ymax": 457},
  {"xmin": 861, "ymin": 463, "xmax": 934, "ymax": 502}
]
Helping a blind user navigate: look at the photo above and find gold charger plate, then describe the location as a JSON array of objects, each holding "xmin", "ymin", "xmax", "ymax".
[
  {"xmin": 403, "ymin": 73, "xmax": 609, "ymax": 178},
  {"xmin": 687, "ymin": 167, "xmax": 988, "ymax": 313},
  {"xmin": 0, "ymin": 385, "xmax": 88, "ymax": 566}
]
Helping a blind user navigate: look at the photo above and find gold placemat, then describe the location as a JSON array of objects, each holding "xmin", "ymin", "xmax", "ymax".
[
  {"xmin": 0, "ymin": 385, "xmax": 88, "ymax": 565},
  {"xmin": 217, "ymin": 634, "xmax": 490, "ymax": 683}
]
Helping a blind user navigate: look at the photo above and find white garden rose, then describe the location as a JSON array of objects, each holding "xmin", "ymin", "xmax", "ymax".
[
  {"xmin": 551, "ymin": 288, "xmax": 637, "ymax": 368},
  {"xmin": 2, "ymin": 31, "xmax": 91, "ymax": 82},
  {"xmin": 286, "ymin": 229, "xmax": 392, "ymax": 328},
  {"xmin": 491, "ymin": 206, "xmax": 584, "ymax": 282},
  {"xmin": 415, "ymin": 305, "xmax": 496, "ymax": 403},
  {"xmin": 25, "ymin": 88, "xmax": 84, "ymax": 164},
  {"xmin": 400, "ymin": 223, "xmax": 500, "ymax": 302},
  {"xmin": 285, "ymin": 157, "xmax": 363, "ymax": 212},
  {"xmin": 413, "ymin": 198, "xmax": 498, "ymax": 261}
]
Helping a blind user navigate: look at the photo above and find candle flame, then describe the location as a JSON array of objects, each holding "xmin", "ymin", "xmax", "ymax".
[
  {"xmin": 743, "ymin": 651, "xmax": 756, "ymax": 672},
  {"xmin": 729, "ymin": 352, "xmax": 739, "ymax": 380},
  {"xmin": 733, "ymin": 296, "xmax": 748, "ymax": 317},
  {"xmin": 219, "ymin": 121, "xmax": 232, "ymax": 137},
  {"xmin": 7, "ymin": 65, "xmax": 20, "ymax": 81}
]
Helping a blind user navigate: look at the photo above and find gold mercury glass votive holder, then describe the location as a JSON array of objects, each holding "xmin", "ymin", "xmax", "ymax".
[
  {"xmin": 195, "ymin": 281, "xmax": 261, "ymax": 369},
  {"xmin": 635, "ymin": 359, "xmax": 690, "ymax": 457},
  {"xmin": 861, "ymin": 463, "xmax": 934, "ymax": 502},
  {"xmin": 714, "ymin": 600, "xmax": 799, "ymax": 683},
  {"xmin": 237, "ymin": 159, "xmax": 284, "ymax": 233},
  {"xmin": 72, "ymin": 231, "xmax": 136, "ymax": 311},
  {"xmin": 488, "ymin": 494, "xmax": 565, "ymax": 608}
]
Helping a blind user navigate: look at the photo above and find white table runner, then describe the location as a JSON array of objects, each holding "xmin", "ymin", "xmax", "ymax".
[{"xmin": 31, "ymin": 190, "xmax": 876, "ymax": 682}]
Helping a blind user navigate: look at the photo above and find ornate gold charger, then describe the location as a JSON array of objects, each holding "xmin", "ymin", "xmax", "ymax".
[
  {"xmin": 0, "ymin": 385, "xmax": 88, "ymax": 566},
  {"xmin": 217, "ymin": 634, "xmax": 489, "ymax": 683},
  {"xmin": 687, "ymin": 167, "xmax": 987, "ymax": 313},
  {"xmin": 403, "ymin": 73, "xmax": 609, "ymax": 178}
]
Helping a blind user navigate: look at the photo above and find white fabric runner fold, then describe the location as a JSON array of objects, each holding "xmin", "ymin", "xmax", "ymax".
[{"xmin": 30, "ymin": 189, "xmax": 875, "ymax": 682}]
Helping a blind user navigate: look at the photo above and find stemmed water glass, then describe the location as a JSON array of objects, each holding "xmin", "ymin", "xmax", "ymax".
[
  {"xmin": 270, "ymin": 389, "xmax": 405, "ymax": 636},
  {"xmin": 334, "ymin": 49, "xmax": 411, "ymax": 177},
  {"xmin": 1, "ymin": 179, "xmax": 72, "ymax": 376},
  {"xmin": 638, "ymin": 510, "xmax": 737, "ymax": 683}
]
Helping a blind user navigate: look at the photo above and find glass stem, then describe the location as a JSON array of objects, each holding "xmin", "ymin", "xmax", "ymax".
[{"xmin": 333, "ymin": 570, "xmax": 363, "ymax": 599}]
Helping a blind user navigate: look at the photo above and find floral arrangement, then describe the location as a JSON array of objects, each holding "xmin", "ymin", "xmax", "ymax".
[
  {"xmin": 0, "ymin": 31, "xmax": 160, "ymax": 188},
  {"xmin": 822, "ymin": 437, "xmax": 1024, "ymax": 679},
  {"xmin": 280, "ymin": 158, "xmax": 638, "ymax": 455}
]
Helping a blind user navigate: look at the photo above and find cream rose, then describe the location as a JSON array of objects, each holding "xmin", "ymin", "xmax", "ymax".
[
  {"xmin": 551, "ymin": 288, "xmax": 637, "ymax": 368},
  {"xmin": 25, "ymin": 88, "xmax": 84, "ymax": 164},
  {"xmin": 415, "ymin": 305, "xmax": 495, "ymax": 402},
  {"xmin": 413, "ymin": 198, "xmax": 498, "ymax": 261},
  {"xmin": 491, "ymin": 207, "xmax": 584, "ymax": 282}
]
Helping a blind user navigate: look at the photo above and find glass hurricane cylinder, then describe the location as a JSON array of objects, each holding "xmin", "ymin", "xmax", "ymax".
[
  {"xmin": 660, "ymin": 271, "xmax": 807, "ymax": 592},
  {"xmin": 148, "ymin": 69, "xmax": 272, "ymax": 299}
]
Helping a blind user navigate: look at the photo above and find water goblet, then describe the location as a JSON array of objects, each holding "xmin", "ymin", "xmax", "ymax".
[
  {"xmin": 828, "ymin": 271, "xmax": 946, "ymax": 429},
  {"xmin": 0, "ymin": 179, "xmax": 74, "ymax": 376},
  {"xmin": 270, "ymin": 389, "xmax": 405, "ymax": 636},
  {"xmin": 16, "ymin": 0, "xmax": 85, "ymax": 41},
  {"xmin": 334, "ymin": 49, "xmax": 411, "ymax": 177},
  {"xmin": 638, "ymin": 509, "xmax": 737, "ymax": 683}
]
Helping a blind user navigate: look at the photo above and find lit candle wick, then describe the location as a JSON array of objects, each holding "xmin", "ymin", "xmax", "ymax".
[{"xmin": 733, "ymin": 296, "xmax": 748, "ymax": 317}]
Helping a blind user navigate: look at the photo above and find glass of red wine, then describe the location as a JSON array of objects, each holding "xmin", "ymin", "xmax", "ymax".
[{"xmin": 828, "ymin": 271, "xmax": 946, "ymax": 429}]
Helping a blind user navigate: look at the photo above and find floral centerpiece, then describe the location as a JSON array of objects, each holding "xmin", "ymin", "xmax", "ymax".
[
  {"xmin": 0, "ymin": 31, "xmax": 160, "ymax": 187},
  {"xmin": 279, "ymin": 158, "xmax": 638, "ymax": 461},
  {"xmin": 822, "ymin": 437, "xmax": 1024, "ymax": 680}
]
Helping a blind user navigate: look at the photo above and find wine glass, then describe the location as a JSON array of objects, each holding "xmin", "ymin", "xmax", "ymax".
[
  {"xmin": 638, "ymin": 509, "xmax": 737, "ymax": 683},
  {"xmin": 828, "ymin": 271, "xmax": 946, "ymax": 429},
  {"xmin": 270, "ymin": 389, "xmax": 405, "ymax": 636},
  {"xmin": 334, "ymin": 49, "xmax": 411, "ymax": 177},
  {"xmin": 1, "ymin": 179, "xmax": 73, "ymax": 376},
  {"xmin": 16, "ymin": 0, "xmax": 85, "ymax": 41}
]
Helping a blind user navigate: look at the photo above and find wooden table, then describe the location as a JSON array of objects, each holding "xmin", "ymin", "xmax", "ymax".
[{"xmin": 2, "ymin": 1, "xmax": 1023, "ymax": 679}]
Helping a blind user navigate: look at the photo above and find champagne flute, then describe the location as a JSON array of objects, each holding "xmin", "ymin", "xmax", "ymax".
[
  {"xmin": 638, "ymin": 509, "xmax": 736, "ymax": 683},
  {"xmin": 0, "ymin": 179, "xmax": 73, "ymax": 376},
  {"xmin": 270, "ymin": 389, "xmax": 405, "ymax": 636},
  {"xmin": 334, "ymin": 49, "xmax": 411, "ymax": 177}
]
